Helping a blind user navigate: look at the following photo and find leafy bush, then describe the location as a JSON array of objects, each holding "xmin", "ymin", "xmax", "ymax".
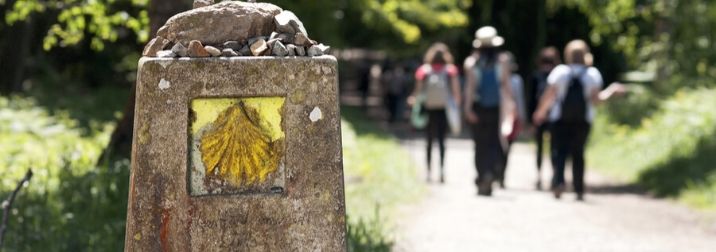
[
  {"xmin": 0, "ymin": 96, "xmax": 129, "ymax": 251},
  {"xmin": 346, "ymin": 209, "xmax": 391, "ymax": 252},
  {"xmin": 602, "ymin": 84, "xmax": 660, "ymax": 127},
  {"xmin": 589, "ymin": 88, "xmax": 716, "ymax": 209}
]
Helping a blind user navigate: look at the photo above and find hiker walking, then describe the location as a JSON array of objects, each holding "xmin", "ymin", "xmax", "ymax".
[
  {"xmin": 528, "ymin": 47, "xmax": 561, "ymax": 190},
  {"xmin": 533, "ymin": 40, "xmax": 626, "ymax": 200},
  {"xmin": 464, "ymin": 26, "xmax": 517, "ymax": 196},
  {"xmin": 408, "ymin": 42, "xmax": 461, "ymax": 183}
]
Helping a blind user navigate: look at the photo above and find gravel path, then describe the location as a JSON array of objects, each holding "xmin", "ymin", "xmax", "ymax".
[{"xmin": 393, "ymin": 138, "xmax": 716, "ymax": 252}]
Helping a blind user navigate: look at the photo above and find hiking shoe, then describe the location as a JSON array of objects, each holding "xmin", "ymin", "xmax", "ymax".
[
  {"xmin": 576, "ymin": 193, "xmax": 585, "ymax": 201},
  {"xmin": 477, "ymin": 177, "xmax": 494, "ymax": 196},
  {"xmin": 552, "ymin": 185, "xmax": 565, "ymax": 199}
]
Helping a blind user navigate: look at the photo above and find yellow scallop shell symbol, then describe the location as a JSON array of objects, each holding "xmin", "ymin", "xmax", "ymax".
[{"xmin": 199, "ymin": 101, "xmax": 284, "ymax": 186}]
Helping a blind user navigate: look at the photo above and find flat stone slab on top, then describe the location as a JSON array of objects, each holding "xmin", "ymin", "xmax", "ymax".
[{"xmin": 124, "ymin": 56, "xmax": 345, "ymax": 251}]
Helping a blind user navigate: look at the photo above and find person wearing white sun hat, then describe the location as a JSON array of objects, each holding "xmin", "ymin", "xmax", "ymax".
[{"xmin": 463, "ymin": 26, "xmax": 517, "ymax": 196}]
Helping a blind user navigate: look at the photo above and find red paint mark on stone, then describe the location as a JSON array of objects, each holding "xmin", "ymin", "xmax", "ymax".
[{"xmin": 160, "ymin": 208, "xmax": 171, "ymax": 252}]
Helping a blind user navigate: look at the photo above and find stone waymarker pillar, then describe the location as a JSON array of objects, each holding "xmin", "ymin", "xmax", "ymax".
[
  {"xmin": 123, "ymin": 2, "xmax": 345, "ymax": 250},
  {"xmin": 125, "ymin": 56, "xmax": 345, "ymax": 251}
]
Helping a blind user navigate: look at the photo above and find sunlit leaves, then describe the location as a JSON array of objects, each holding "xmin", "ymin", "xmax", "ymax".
[
  {"xmin": 5, "ymin": 0, "xmax": 149, "ymax": 51},
  {"xmin": 549, "ymin": 0, "xmax": 716, "ymax": 90},
  {"xmin": 362, "ymin": 0, "xmax": 468, "ymax": 44}
]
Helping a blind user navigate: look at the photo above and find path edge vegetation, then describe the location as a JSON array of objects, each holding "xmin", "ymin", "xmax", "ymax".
[{"xmin": 588, "ymin": 87, "xmax": 716, "ymax": 211}]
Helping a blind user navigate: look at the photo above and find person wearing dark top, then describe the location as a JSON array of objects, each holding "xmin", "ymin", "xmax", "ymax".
[
  {"xmin": 533, "ymin": 40, "xmax": 627, "ymax": 201},
  {"xmin": 529, "ymin": 47, "xmax": 561, "ymax": 190},
  {"xmin": 464, "ymin": 27, "xmax": 517, "ymax": 196}
]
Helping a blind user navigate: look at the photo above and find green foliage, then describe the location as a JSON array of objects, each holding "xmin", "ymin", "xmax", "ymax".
[
  {"xmin": 347, "ymin": 210, "xmax": 391, "ymax": 252},
  {"xmin": 0, "ymin": 95, "xmax": 129, "ymax": 250},
  {"xmin": 548, "ymin": 0, "xmax": 716, "ymax": 91},
  {"xmin": 272, "ymin": 0, "xmax": 469, "ymax": 55},
  {"xmin": 602, "ymin": 84, "xmax": 659, "ymax": 127},
  {"xmin": 361, "ymin": 0, "xmax": 469, "ymax": 44},
  {"xmin": 341, "ymin": 106, "xmax": 425, "ymax": 250},
  {"xmin": 589, "ymin": 88, "xmax": 716, "ymax": 209},
  {"xmin": 4, "ymin": 0, "xmax": 149, "ymax": 51}
]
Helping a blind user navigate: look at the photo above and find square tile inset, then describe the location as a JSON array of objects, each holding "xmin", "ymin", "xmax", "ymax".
[{"xmin": 188, "ymin": 97, "xmax": 286, "ymax": 196}]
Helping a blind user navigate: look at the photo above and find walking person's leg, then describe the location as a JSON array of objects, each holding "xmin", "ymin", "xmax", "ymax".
[
  {"xmin": 472, "ymin": 119, "xmax": 481, "ymax": 186},
  {"xmin": 535, "ymin": 123, "xmax": 546, "ymax": 190},
  {"xmin": 475, "ymin": 106, "xmax": 500, "ymax": 196},
  {"xmin": 571, "ymin": 122, "xmax": 591, "ymax": 200},
  {"xmin": 436, "ymin": 110, "xmax": 448, "ymax": 183},
  {"xmin": 426, "ymin": 110, "xmax": 437, "ymax": 182},
  {"xmin": 473, "ymin": 105, "xmax": 491, "ymax": 194},
  {"xmin": 550, "ymin": 122, "xmax": 569, "ymax": 199},
  {"xmin": 499, "ymin": 141, "xmax": 511, "ymax": 189}
]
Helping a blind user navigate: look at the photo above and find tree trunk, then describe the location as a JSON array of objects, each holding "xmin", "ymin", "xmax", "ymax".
[{"xmin": 102, "ymin": 0, "xmax": 190, "ymax": 163}]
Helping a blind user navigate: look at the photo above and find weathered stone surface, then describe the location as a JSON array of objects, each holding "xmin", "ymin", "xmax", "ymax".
[
  {"xmin": 193, "ymin": 0, "xmax": 214, "ymax": 9},
  {"xmin": 171, "ymin": 43, "xmax": 188, "ymax": 57},
  {"xmin": 238, "ymin": 45, "xmax": 251, "ymax": 56},
  {"xmin": 272, "ymin": 33, "xmax": 292, "ymax": 44},
  {"xmin": 250, "ymin": 38, "xmax": 268, "ymax": 56},
  {"xmin": 204, "ymin": 45, "xmax": 221, "ymax": 57},
  {"xmin": 316, "ymin": 43, "xmax": 331, "ymax": 54},
  {"xmin": 156, "ymin": 1, "xmax": 282, "ymax": 46},
  {"xmin": 221, "ymin": 48, "xmax": 238, "ymax": 57},
  {"xmin": 157, "ymin": 50, "xmax": 176, "ymax": 58},
  {"xmin": 286, "ymin": 44, "xmax": 296, "ymax": 56},
  {"xmin": 188, "ymin": 40, "xmax": 210, "ymax": 57},
  {"xmin": 274, "ymin": 10, "xmax": 308, "ymax": 36},
  {"xmin": 222, "ymin": 40, "xmax": 241, "ymax": 51},
  {"xmin": 293, "ymin": 32, "xmax": 311, "ymax": 47},
  {"xmin": 307, "ymin": 45, "xmax": 323, "ymax": 57},
  {"xmin": 142, "ymin": 36, "xmax": 170, "ymax": 57},
  {"xmin": 295, "ymin": 46, "xmax": 306, "ymax": 56},
  {"xmin": 248, "ymin": 36, "xmax": 268, "ymax": 47},
  {"xmin": 126, "ymin": 56, "xmax": 345, "ymax": 251},
  {"xmin": 272, "ymin": 41, "xmax": 289, "ymax": 56}
]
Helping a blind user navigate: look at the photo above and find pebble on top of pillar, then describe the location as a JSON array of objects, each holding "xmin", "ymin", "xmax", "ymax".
[
  {"xmin": 126, "ymin": 1, "xmax": 345, "ymax": 251},
  {"xmin": 143, "ymin": 0, "xmax": 330, "ymax": 58}
]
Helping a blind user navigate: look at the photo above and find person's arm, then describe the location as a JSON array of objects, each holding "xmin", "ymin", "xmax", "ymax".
[
  {"xmin": 532, "ymin": 85, "xmax": 557, "ymax": 125},
  {"xmin": 463, "ymin": 56, "xmax": 478, "ymax": 123},
  {"xmin": 592, "ymin": 82, "xmax": 628, "ymax": 105},
  {"xmin": 449, "ymin": 66, "xmax": 461, "ymax": 106}
]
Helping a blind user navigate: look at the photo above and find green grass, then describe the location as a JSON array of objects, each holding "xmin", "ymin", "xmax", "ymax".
[
  {"xmin": 341, "ymin": 106, "xmax": 426, "ymax": 251},
  {"xmin": 588, "ymin": 88, "xmax": 716, "ymax": 210}
]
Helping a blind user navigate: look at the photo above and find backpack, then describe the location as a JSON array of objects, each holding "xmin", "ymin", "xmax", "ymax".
[
  {"xmin": 559, "ymin": 70, "xmax": 587, "ymax": 123},
  {"xmin": 423, "ymin": 65, "xmax": 450, "ymax": 109},
  {"xmin": 475, "ymin": 60, "xmax": 501, "ymax": 107}
]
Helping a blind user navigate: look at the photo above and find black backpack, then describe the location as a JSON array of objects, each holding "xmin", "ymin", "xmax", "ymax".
[{"xmin": 560, "ymin": 71, "xmax": 587, "ymax": 123}]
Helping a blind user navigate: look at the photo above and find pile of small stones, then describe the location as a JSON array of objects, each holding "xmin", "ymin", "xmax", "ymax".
[{"xmin": 143, "ymin": 0, "xmax": 330, "ymax": 58}]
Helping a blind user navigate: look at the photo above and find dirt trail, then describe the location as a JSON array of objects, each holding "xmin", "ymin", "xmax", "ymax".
[{"xmin": 393, "ymin": 138, "xmax": 716, "ymax": 252}]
